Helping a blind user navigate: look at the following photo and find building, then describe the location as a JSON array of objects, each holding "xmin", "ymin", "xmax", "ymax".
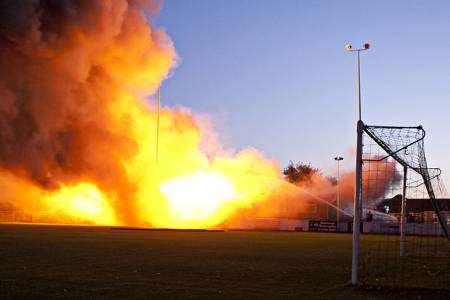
[{"xmin": 377, "ymin": 195, "xmax": 450, "ymax": 224}]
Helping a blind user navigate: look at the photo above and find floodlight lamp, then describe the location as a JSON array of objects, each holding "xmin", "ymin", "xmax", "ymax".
[
  {"xmin": 364, "ymin": 43, "xmax": 370, "ymax": 49},
  {"xmin": 345, "ymin": 44, "xmax": 352, "ymax": 51}
]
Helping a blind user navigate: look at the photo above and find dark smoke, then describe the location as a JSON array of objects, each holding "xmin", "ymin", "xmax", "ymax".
[{"xmin": 0, "ymin": 0, "xmax": 174, "ymax": 224}]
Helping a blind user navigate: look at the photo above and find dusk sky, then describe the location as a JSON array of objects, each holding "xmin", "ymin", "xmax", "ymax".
[{"xmin": 155, "ymin": 1, "xmax": 450, "ymax": 186}]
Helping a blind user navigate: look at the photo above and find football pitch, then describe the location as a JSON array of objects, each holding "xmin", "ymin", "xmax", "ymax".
[{"xmin": 0, "ymin": 224, "xmax": 448, "ymax": 299}]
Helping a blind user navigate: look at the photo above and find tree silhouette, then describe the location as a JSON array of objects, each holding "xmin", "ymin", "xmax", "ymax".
[{"xmin": 283, "ymin": 161, "xmax": 320, "ymax": 184}]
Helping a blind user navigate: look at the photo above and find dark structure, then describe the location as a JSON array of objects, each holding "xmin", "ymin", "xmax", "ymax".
[{"xmin": 378, "ymin": 195, "xmax": 450, "ymax": 223}]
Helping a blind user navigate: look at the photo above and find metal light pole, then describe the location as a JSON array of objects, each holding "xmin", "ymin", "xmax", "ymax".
[
  {"xmin": 400, "ymin": 166, "xmax": 407, "ymax": 257},
  {"xmin": 345, "ymin": 43, "xmax": 370, "ymax": 121},
  {"xmin": 156, "ymin": 87, "xmax": 161, "ymax": 166},
  {"xmin": 346, "ymin": 42, "xmax": 370, "ymax": 285},
  {"xmin": 334, "ymin": 156, "xmax": 344, "ymax": 231}
]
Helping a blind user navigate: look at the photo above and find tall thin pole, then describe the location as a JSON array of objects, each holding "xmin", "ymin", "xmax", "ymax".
[
  {"xmin": 334, "ymin": 156, "xmax": 343, "ymax": 231},
  {"xmin": 400, "ymin": 166, "xmax": 408, "ymax": 257},
  {"xmin": 156, "ymin": 88, "xmax": 161, "ymax": 166},
  {"xmin": 352, "ymin": 119, "xmax": 364, "ymax": 285},
  {"xmin": 336, "ymin": 159, "xmax": 341, "ymax": 229},
  {"xmin": 346, "ymin": 43, "xmax": 370, "ymax": 285},
  {"xmin": 357, "ymin": 51, "xmax": 362, "ymax": 121}
]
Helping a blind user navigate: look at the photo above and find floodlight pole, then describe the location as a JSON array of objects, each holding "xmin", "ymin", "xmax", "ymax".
[
  {"xmin": 334, "ymin": 156, "xmax": 344, "ymax": 231},
  {"xmin": 357, "ymin": 51, "xmax": 362, "ymax": 121},
  {"xmin": 400, "ymin": 166, "xmax": 408, "ymax": 257},
  {"xmin": 346, "ymin": 43, "xmax": 370, "ymax": 285},
  {"xmin": 352, "ymin": 119, "xmax": 364, "ymax": 285},
  {"xmin": 156, "ymin": 87, "xmax": 161, "ymax": 166}
]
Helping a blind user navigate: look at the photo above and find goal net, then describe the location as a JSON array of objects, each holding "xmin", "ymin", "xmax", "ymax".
[{"xmin": 356, "ymin": 123, "xmax": 450, "ymax": 289}]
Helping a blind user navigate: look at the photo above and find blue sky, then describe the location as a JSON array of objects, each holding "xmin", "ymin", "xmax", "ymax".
[{"xmin": 154, "ymin": 1, "xmax": 450, "ymax": 187}]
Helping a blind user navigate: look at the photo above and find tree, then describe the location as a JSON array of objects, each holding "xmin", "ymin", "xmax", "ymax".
[
  {"xmin": 283, "ymin": 161, "xmax": 300, "ymax": 183},
  {"xmin": 283, "ymin": 161, "xmax": 320, "ymax": 184}
]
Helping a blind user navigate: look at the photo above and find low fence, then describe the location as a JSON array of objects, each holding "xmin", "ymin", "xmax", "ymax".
[
  {"xmin": 226, "ymin": 218, "xmax": 446, "ymax": 236},
  {"xmin": 363, "ymin": 221, "xmax": 446, "ymax": 236}
]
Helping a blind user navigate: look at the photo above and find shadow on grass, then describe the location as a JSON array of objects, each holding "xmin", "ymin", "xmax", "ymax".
[{"xmin": 323, "ymin": 283, "xmax": 450, "ymax": 300}]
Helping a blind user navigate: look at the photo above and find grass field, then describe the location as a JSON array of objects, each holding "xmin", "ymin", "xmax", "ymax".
[{"xmin": 0, "ymin": 224, "xmax": 449, "ymax": 299}]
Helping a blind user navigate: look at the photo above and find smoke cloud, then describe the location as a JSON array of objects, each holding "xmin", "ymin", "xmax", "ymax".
[
  {"xmin": 0, "ymin": 0, "xmax": 175, "ymax": 224},
  {"xmin": 0, "ymin": 1, "xmax": 402, "ymax": 228}
]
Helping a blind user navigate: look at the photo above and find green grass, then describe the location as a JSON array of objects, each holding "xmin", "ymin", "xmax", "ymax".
[
  {"xmin": 359, "ymin": 234, "xmax": 450, "ymax": 290},
  {"xmin": 0, "ymin": 224, "xmax": 448, "ymax": 299}
]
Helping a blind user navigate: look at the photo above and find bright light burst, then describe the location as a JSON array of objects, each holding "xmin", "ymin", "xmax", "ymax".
[
  {"xmin": 45, "ymin": 183, "xmax": 117, "ymax": 225},
  {"xmin": 160, "ymin": 171, "xmax": 242, "ymax": 228}
]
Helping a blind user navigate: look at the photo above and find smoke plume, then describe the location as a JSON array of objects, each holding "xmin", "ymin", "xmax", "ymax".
[
  {"xmin": 0, "ymin": 1, "xmax": 402, "ymax": 228},
  {"xmin": 0, "ymin": 0, "xmax": 175, "ymax": 224}
]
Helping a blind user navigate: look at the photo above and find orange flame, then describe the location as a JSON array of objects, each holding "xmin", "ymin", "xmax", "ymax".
[
  {"xmin": 0, "ymin": 1, "xmax": 294, "ymax": 228},
  {"xmin": 160, "ymin": 171, "xmax": 243, "ymax": 228},
  {"xmin": 0, "ymin": 1, "xmax": 400, "ymax": 229},
  {"xmin": 44, "ymin": 183, "xmax": 117, "ymax": 225}
]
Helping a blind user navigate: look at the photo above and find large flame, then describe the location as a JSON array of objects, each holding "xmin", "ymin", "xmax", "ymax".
[
  {"xmin": 0, "ymin": 1, "xmax": 399, "ymax": 229},
  {"xmin": 0, "ymin": 0, "xmax": 296, "ymax": 228},
  {"xmin": 160, "ymin": 171, "xmax": 243, "ymax": 228},
  {"xmin": 44, "ymin": 183, "xmax": 116, "ymax": 225}
]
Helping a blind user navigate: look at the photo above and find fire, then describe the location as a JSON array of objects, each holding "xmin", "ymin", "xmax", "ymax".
[
  {"xmin": 0, "ymin": 0, "xmax": 331, "ymax": 229},
  {"xmin": 0, "ymin": 1, "xmax": 402, "ymax": 229},
  {"xmin": 160, "ymin": 171, "xmax": 242, "ymax": 228},
  {"xmin": 44, "ymin": 183, "xmax": 117, "ymax": 225}
]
